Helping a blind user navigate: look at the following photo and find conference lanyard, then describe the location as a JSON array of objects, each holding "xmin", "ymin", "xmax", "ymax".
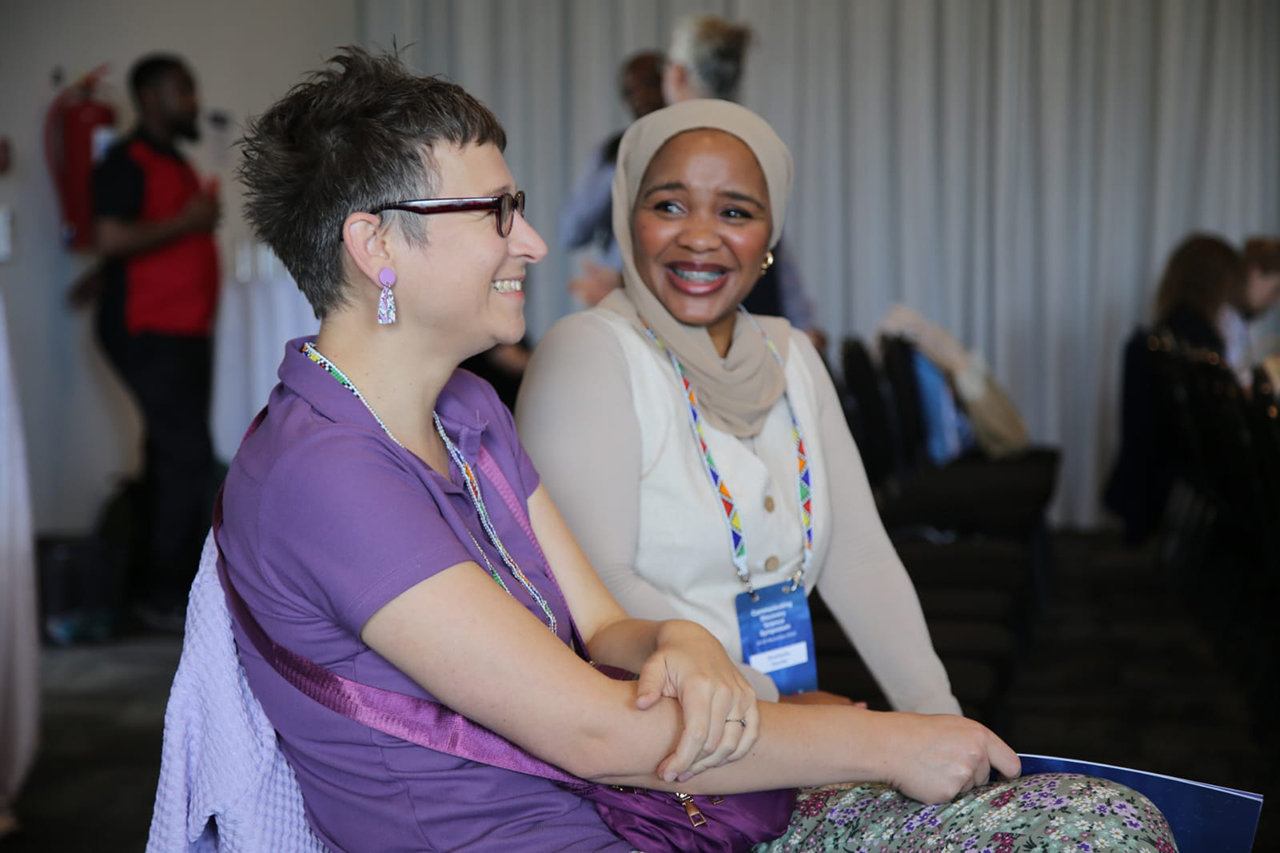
[{"xmin": 639, "ymin": 309, "xmax": 814, "ymax": 598}]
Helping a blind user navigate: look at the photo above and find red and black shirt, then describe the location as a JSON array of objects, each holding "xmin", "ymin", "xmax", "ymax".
[{"xmin": 93, "ymin": 130, "xmax": 219, "ymax": 336}]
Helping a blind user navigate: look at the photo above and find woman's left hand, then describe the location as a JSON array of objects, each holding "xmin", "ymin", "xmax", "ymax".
[{"xmin": 636, "ymin": 621, "xmax": 760, "ymax": 783}]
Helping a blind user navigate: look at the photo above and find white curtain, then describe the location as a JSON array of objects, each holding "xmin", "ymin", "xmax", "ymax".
[
  {"xmin": 0, "ymin": 290, "xmax": 39, "ymax": 817},
  {"xmin": 211, "ymin": 245, "xmax": 320, "ymax": 463},
  {"xmin": 359, "ymin": 0, "xmax": 1280, "ymax": 525}
]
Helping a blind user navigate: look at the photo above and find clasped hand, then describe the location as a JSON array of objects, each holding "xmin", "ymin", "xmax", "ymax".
[
  {"xmin": 634, "ymin": 621, "xmax": 759, "ymax": 783},
  {"xmin": 882, "ymin": 712, "xmax": 1021, "ymax": 804}
]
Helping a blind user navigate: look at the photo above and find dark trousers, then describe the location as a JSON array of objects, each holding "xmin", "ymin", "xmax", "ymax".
[{"xmin": 98, "ymin": 285, "xmax": 214, "ymax": 608}]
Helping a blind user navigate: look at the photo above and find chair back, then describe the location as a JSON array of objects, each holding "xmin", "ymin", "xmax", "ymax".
[
  {"xmin": 879, "ymin": 335, "xmax": 930, "ymax": 470},
  {"xmin": 839, "ymin": 336, "xmax": 900, "ymax": 488}
]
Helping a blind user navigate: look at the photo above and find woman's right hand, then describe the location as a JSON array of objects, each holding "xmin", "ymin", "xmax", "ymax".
[
  {"xmin": 878, "ymin": 712, "xmax": 1021, "ymax": 804},
  {"xmin": 636, "ymin": 620, "xmax": 760, "ymax": 783}
]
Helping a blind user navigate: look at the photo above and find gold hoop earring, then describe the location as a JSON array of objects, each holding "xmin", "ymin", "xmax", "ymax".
[{"xmin": 760, "ymin": 251, "xmax": 775, "ymax": 273}]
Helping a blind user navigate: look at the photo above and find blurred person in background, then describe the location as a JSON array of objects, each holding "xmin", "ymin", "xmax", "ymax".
[
  {"xmin": 1223, "ymin": 236, "xmax": 1280, "ymax": 387},
  {"xmin": 468, "ymin": 54, "xmax": 665, "ymax": 411},
  {"xmin": 1105, "ymin": 233, "xmax": 1244, "ymax": 542},
  {"xmin": 561, "ymin": 50, "xmax": 665, "ymax": 306},
  {"xmin": 461, "ymin": 52, "xmax": 666, "ymax": 412},
  {"xmin": 91, "ymin": 53, "xmax": 221, "ymax": 629}
]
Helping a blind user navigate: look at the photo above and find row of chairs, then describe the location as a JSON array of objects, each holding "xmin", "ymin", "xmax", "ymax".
[
  {"xmin": 1147, "ymin": 335, "xmax": 1280, "ymax": 765},
  {"xmin": 809, "ymin": 336, "xmax": 1060, "ymax": 731}
]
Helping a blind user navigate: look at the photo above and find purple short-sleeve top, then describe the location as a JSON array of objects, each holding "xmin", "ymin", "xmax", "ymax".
[{"xmin": 217, "ymin": 337, "xmax": 629, "ymax": 852}]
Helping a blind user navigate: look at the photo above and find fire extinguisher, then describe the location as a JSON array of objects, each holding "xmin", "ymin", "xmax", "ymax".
[{"xmin": 44, "ymin": 64, "xmax": 116, "ymax": 250}]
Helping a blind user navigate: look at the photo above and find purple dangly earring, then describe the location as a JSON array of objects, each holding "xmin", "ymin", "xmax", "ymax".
[{"xmin": 377, "ymin": 268, "xmax": 397, "ymax": 325}]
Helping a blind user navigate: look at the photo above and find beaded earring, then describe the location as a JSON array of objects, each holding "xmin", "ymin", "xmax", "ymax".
[{"xmin": 377, "ymin": 268, "xmax": 397, "ymax": 325}]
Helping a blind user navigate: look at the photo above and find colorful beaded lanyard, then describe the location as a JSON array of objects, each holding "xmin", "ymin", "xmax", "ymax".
[
  {"xmin": 639, "ymin": 308, "xmax": 814, "ymax": 598},
  {"xmin": 301, "ymin": 341, "xmax": 557, "ymax": 633}
]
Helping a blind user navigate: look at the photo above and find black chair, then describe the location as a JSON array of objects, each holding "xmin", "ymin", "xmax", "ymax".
[
  {"xmin": 877, "ymin": 335, "xmax": 1060, "ymax": 542},
  {"xmin": 839, "ymin": 336, "xmax": 1048, "ymax": 601},
  {"xmin": 839, "ymin": 336, "xmax": 902, "ymax": 491},
  {"xmin": 833, "ymin": 337, "xmax": 1040, "ymax": 729},
  {"xmin": 1152, "ymin": 346, "xmax": 1280, "ymax": 727},
  {"xmin": 1143, "ymin": 336, "xmax": 1216, "ymax": 585},
  {"xmin": 842, "ymin": 336, "xmax": 1057, "ymax": 531}
]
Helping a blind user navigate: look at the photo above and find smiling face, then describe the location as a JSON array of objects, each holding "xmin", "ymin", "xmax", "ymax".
[
  {"xmin": 630, "ymin": 129, "xmax": 772, "ymax": 348},
  {"xmin": 394, "ymin": 142, "xmax": 547, "ymax": 356}
]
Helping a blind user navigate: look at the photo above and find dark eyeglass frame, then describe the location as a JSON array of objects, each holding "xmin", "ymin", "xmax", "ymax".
[{"xmin": 370, "ymin": 190, "xmax": 526, "ymax": 237}]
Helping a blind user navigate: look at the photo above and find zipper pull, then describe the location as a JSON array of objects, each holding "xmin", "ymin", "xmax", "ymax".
[{"xmin": 674, "ymin": 792, "xmax": 706, "ymax": 827}]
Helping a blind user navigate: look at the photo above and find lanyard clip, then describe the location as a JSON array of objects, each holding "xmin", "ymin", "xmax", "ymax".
[{"xmin": 784, "ymin": 570, "xmax": 804, "ymax": 594}]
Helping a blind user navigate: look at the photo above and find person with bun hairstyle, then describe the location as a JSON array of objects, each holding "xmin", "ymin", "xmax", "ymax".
[{"xmin": 662, "ymin": 14, "xmax": 753, "ymax": 103}]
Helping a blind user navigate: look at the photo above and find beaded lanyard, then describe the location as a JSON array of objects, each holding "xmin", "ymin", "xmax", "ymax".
[
  {"xmin": 301, "ymin": 341, "xmax": 557, "ymax": 633},
  {"xmin": 639, "ymin": 308, "xmax": 813, "ymax": 597},
  {"xmin": 432, "ymin": 412, "xmax": 557, "ymax": 633}
]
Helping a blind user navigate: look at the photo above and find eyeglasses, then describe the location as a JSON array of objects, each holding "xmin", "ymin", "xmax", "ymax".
[{"xmin": 370, "ymin": 190, "xmax": 526, "ymax": 237}]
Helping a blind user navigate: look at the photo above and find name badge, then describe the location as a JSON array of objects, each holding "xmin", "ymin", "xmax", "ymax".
[{"xmin": 735, "ymin": 582, "xmax": 818, "ymax": 696}]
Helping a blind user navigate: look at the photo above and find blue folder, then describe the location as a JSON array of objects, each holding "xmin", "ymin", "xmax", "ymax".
[{"xmin": 1018, "ymin": 754, "xmax": 1264, "ymax": 853}]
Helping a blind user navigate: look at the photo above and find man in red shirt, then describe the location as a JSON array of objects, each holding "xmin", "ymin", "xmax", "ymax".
[{"xmin": 93, "ymin": 54, "xmax": 220, "ymax": 628}]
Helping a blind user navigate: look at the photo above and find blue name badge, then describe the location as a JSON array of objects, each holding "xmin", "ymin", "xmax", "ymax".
[{"xmin": 735, "ymin": 582, "xmax": 819, "ymax": 696}]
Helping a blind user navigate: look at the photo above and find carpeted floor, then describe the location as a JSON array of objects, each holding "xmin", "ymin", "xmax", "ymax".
[
  {"xmin": 2, "ymin": 531, "xmax": 1274, "ymax": 852},
  {"xmin": 1007, "ymin": 533, "xmax": 1276, "ymax": 851}
]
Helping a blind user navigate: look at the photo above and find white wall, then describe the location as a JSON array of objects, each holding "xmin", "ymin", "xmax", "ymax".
[{"xmin": 0, "ymin": 0, "xmax": 358, "ymax": 533}]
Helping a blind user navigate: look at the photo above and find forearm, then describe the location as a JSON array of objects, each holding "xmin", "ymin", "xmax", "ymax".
[
  {"xmin": 95, "ymin": 216, "xmax": 191, "ymax": 258},
  {"xmin": 589, "ymin": 561, "xmax": 780, "ymax": 701},
  {"xmin": 365, "ymin": 556, "xmax": 1008, "ymax": 802},
  {"xmin": 583, "ymin": 616, "xmax": 665, "ymax": 673},
  {"xmin": 585, "ymin": 690, "xmax": 888, "ymax": 792},
  {"xmin": 591, "ymin": 617, "xmax": 747, "ymax": 675}
]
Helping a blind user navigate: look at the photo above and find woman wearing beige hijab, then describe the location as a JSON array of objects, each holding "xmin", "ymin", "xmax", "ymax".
[
  {"xmin": 516, "ymin": 100, "xmax": 1176, "ymax": 850},
  {"xmin": 519, "ymin": 99, "xmax": 956, "ymax": 712}
]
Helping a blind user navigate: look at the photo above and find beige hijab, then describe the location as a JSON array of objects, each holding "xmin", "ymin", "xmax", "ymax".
[{"xmin": 602, "ymin": 99, "xmax": 795, "ymax": 438}]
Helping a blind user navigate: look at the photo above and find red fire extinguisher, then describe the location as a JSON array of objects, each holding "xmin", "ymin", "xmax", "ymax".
[{"xmin": 45, "ymin": 64, "xmax": 116, "ymax": 250}]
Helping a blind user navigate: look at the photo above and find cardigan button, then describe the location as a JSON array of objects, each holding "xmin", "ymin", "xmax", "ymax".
[
  {"xmin": 764, "ymin": 556, "xmax": 780, "ymax": 572},
  {"xmin": 763, "ymin": 495, "xmax": 776, "ymax": 513}
]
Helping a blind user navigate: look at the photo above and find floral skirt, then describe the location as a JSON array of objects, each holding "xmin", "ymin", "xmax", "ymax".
[{"xmin": 754, "ymin": 773, "xmax": 1178, "ymax": 852}]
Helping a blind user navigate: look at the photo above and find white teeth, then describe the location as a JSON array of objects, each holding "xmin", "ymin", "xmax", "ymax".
[
  {"xmin": 672, "ymin": 268, "xmax": 723, "ymax": 283},
  {"xmin": 491, "ymin": 279, "xmax": 523, "ymax": 293}
]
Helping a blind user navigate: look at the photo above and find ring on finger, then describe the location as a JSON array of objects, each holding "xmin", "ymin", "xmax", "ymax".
[{"xmin": 725, "ymin": 717, "xmax": 748, "ymax": 727}]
